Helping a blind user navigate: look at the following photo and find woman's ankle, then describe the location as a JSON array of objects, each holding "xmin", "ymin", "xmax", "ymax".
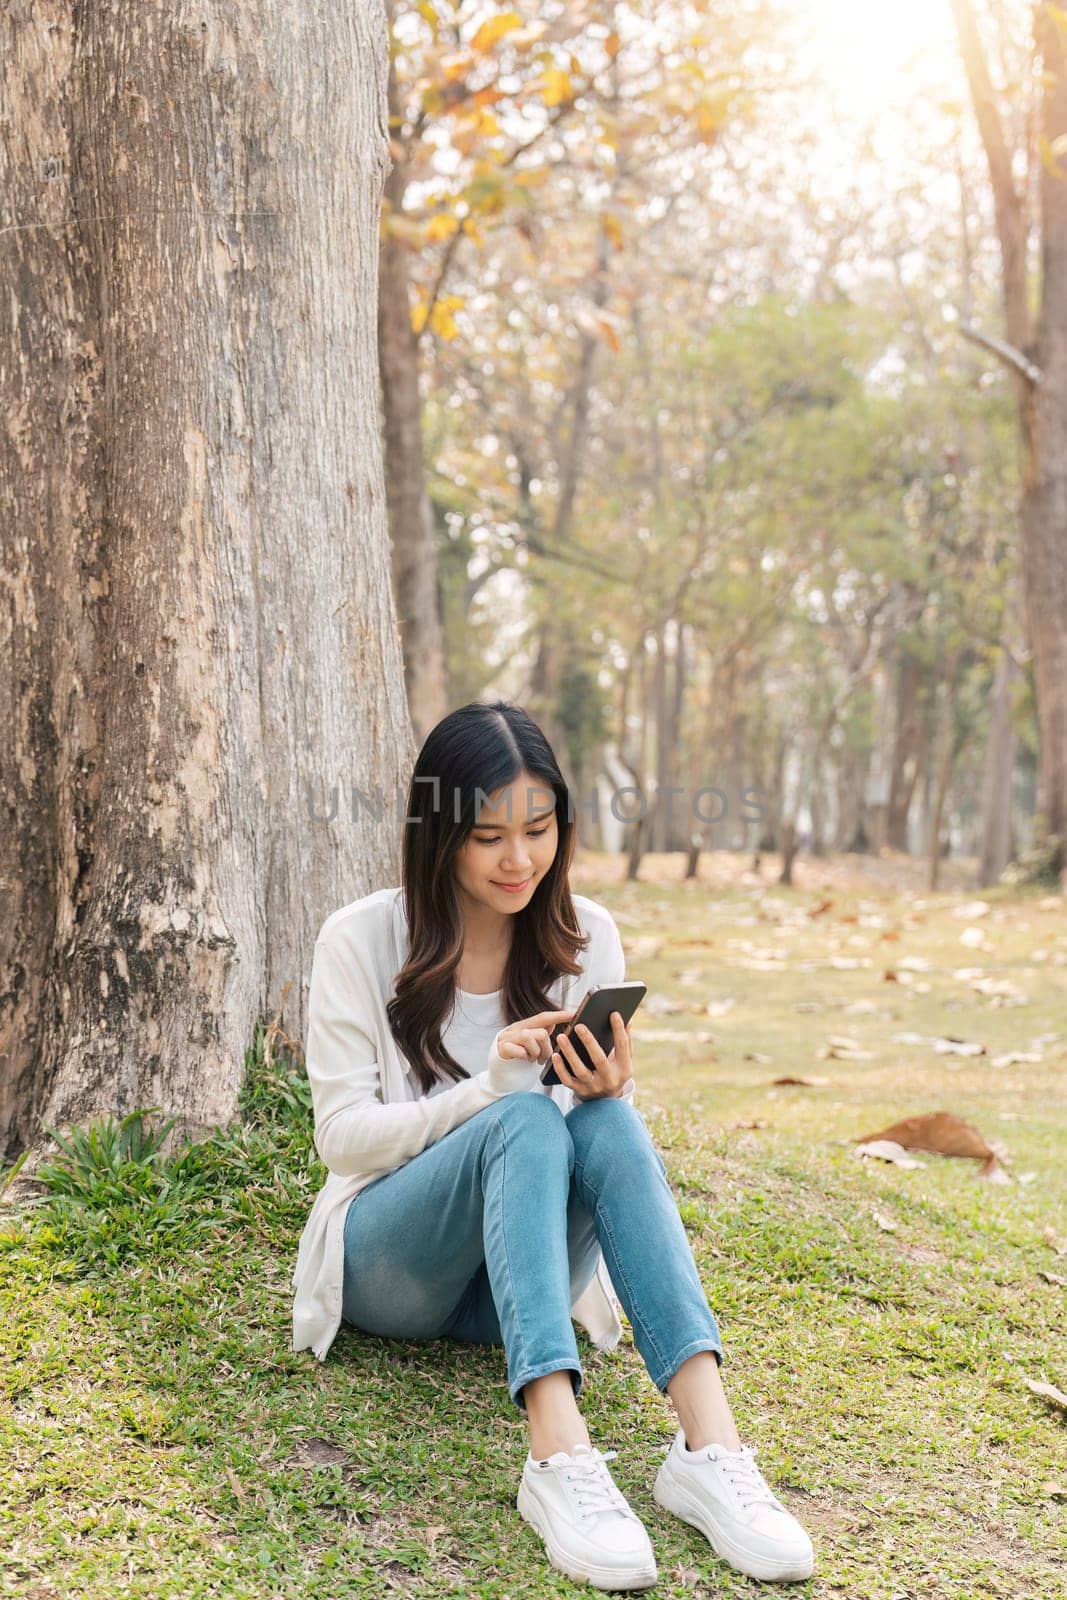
[{"xmin": 523, "ymin": 1370, "xmax": 590, "ymax": 1458}]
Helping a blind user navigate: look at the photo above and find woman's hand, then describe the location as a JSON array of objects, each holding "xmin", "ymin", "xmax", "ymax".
[
  {"xmin": 550, "ymin": 1012, "xmax": 634, "ymax": 1101},
  {"xmin": 494, "ymin": 1008, "xmax": 576, "ymax": 1064},
  {"xmin": 486, "ymin": 1008, "xmax": 577, "ymax": 1099}
]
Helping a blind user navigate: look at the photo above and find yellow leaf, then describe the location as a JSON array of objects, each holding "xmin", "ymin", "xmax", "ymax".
[
  {"xmin": 416, "ymin": 0, "xmax": 438, "ymax": 32},
  {"xmin": 426, "ymin": 212, "xmax": 459, "ymax": 243},
  {"xmin": 461, "ymin": 218, "xmax": 485, "ymax": 245},
  {"xmin": 597, "ymin": 315, "xmax": 621, "ymax": 353},
  {"xmin": 1039, "ymin": 133, "xmax": 1067, "ymax": 178},
  {"xmin": 411, "ymin": 299, "xmax": 429, "ymax": 335},
  {"xmin": 540, "ymin": 67, "xmax": 573, "ymax": 107},
  {"xmin": 602, "ymin": 213, "xmax": 624, "ymax": 249},
  {"xmin": 429, "ymin": 297, "xmax": 464, "ymax": 340},
  {"xmin": 440, "ymin": 51, "xmax": 471, "ymax": 82},
  {"xmin": 471, "ymin": 11, "xmax": 523, "ymax": 53}
]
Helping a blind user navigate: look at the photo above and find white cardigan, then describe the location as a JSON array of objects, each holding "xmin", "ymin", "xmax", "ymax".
[{"xmin": 291, "ymin": 885, "xmax": 634, "ymax": 1364}]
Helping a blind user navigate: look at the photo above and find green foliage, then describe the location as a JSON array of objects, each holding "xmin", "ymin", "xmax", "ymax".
[
  {"xmin": 24, "ymin": 1018, "xmax": 320, "ymax": 1277},
  {"xmin": 1000, "ymin": 832, "xmax": 1064, "ymax": 887}
]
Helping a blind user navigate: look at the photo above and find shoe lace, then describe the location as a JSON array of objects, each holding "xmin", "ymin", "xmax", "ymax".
[
  {"xmin": 561, "ymin": 1449, "xmax": 633, "ymax": 1522},
  {"xmin": 719, "ymin": 1447, "xmax": 786, "ymax": 1514}
]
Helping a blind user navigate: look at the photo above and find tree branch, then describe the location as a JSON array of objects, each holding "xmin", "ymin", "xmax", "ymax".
[{"xmin": 954, "ymin": 316, "xmax": 1043, "ymax": 384}]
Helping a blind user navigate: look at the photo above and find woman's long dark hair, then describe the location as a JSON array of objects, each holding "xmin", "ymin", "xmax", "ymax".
[{"xmin": 387, "ymin": 700, "xmax": 590, "ymax": 1092}]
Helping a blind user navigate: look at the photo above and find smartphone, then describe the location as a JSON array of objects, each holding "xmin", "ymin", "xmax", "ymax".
[{"xmin": 540, "ymin": 981, "xmax": 647, "ymax": 1086}]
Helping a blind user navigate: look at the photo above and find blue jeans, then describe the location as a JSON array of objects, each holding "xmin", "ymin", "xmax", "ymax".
[{"xmin": 340, "ymin": 1093, "xmax": 723, "ymax": 1411}]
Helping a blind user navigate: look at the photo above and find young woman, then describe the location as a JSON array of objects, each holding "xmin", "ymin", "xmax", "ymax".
[{"xmin": 291, "ymin": 700, "xmax": 814, "ymax": 1591}]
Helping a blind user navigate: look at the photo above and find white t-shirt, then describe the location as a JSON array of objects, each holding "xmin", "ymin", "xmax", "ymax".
[{"xmin": 410, "ymin": 985, "xmax": 506, "ymax": 1097}]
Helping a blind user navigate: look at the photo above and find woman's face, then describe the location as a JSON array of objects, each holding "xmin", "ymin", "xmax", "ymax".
[{"xmin": 453, "ymin": 771, "xmax": 560, "ymax": 916}]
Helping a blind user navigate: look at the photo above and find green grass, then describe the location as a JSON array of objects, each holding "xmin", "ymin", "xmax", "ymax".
[{"xmin": 2, "ymin": 855, "xmax": 1065, "ymax": 1598}]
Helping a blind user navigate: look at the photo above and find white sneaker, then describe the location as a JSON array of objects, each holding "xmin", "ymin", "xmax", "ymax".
[
  {"xmin": 653, "ymin": 1428, "xmax": 814, "ymax": 1582},
  {"xmin": 517, "ymin": 1441, "xmax": 659, "ymax": 1591}
]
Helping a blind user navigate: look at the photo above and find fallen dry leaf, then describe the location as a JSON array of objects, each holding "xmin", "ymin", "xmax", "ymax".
[
  {"xmin": 1025, "ymin": 1378, "xmax": 1067, "ymax": 1411},
  {"xmin": 932, "ymin": 1036, "xmax": 986, "ymax": 1057},
  {"xmin": 771, "ymin": 1074, "xmax": 829, "ymax": 1087},
  {"xmin": 1038, "ymin": 1270, "xmax": 1067, "ymax": 1288},
  {"xmin": 819, "ymin": 1035, "xmax": 874, "ymax": 1060},
  {"xmin": 855, "ymin": 1111, "xmax": 1006, "ymax": 1178},
  {"xmin": 1041, "ymin": 1482, "xmax": 1067, "ymax": 1500},
  {"xmin": 1043, "ymin": 1226, "xmax": 1066, "ymax": 1256},
  {"xmin": 873, "ymin": 1210, "xmax": 898, "ymax": 1233},
  {"xmin": 645, "ymin": 994, "xmax": 684, "ymax": 1016},
  {"xmin": 704, "ymin": 997, "xmax": 737, "ymax": 1018},
  {"xmin": 952, "ymin": 900, "xmax": 991, "ymax": 919}
]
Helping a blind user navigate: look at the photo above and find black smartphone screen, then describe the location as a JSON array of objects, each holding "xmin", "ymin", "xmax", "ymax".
[{"xmin": 540, "ymin": 981, "xmax": 647, "ymax": 1086}]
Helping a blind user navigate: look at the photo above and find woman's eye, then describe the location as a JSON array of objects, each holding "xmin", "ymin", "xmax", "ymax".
[{"xmin": 477, "ymin": 827, "xmax": 549, "ymax": 844}]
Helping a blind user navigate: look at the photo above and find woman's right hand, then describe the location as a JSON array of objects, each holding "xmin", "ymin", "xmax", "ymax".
[
  {"xmin": 486, "ymin": 1008, "xmax": 576, "ymax": 1096},
  {"xmin": 496, "ymin": 1008, "xmax": 576, "ymax": 1063}
]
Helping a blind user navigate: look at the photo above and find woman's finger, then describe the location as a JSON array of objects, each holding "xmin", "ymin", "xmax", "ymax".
[{"xmin": 572, "ymin": 1021, "xmax": 611, "ymax": 1071}]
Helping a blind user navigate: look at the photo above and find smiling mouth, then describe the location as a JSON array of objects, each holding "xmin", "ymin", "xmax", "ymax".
[{"xmin": 493, "ymin": 877, "xmax": 531, "ymax": 888}]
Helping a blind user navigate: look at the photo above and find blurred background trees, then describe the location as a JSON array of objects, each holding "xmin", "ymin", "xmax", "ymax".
[{"xmin": 380, "ymin": 0, "xmax": 1065, "ymax": 891}]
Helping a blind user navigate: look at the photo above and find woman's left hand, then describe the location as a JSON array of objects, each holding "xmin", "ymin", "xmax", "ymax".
[{"xmin": 551, "ymin": 1012, "xmax": 634, "ymax": 1101}]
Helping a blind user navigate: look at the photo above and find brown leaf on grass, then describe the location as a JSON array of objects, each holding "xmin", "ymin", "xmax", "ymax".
[
  {"xmin": 1042, "ymin": 1482, "xmax": 1067, "ymax": 1500},
  {"xmin": 808, "ymin": 898, "xmax": 834, "ymax": 918},
  {"xmin": 1038, "ymin": 1270, "xmax": 1067, "ymax": 1287},
  {"xmin": 856, "ymin": 1111, "xmax": 1002, "ymax": 1176},
  {"xmin": 1025, "ymin": 1378, "xmax": 1067, "ymax": 1411},
  {"xmin": 1043, "ymin": 1226, "xmax": 1066, "ymax": 1256},
  {"xmin": 771, "ymin": 1074, "xmax": 830, "ymax": 1087}
]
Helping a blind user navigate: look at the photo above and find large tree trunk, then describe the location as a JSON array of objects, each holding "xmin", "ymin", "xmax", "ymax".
[
  {"xmin": 378, "ymin": 47, "xmax": 448, "ymax": 743},
  {"xmin": 0, "ymin": 0, "xmax": 413, "ymax": 1168}
]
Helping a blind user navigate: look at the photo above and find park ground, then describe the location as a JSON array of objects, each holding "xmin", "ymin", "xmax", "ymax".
[{"xmin": 2, "ymin": 850, "xmax": 1065, "ymax": 1598}]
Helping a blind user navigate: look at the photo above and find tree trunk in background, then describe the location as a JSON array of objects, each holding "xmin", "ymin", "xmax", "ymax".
[
  {"xmin": 668, "ymin": 621, "xmax": 688, "ymax": 849},
  {"xmin": 0, "ymin": 0, "xmax": 413, "ymax": 1167},
  {"xmin": 954, "ymin": 0, "xmax": 1067, "ymax": 889},
  {"xmin": 887, "ymin": 651, "xmax": 924, "ymax": 851},
  {"xmin": 1027, "ymin": 5, "xmax": 1067, "ymax": 877},
  {"xmin": 978, "ymin": 648, "xmax": 1020, "ymax": 885},
  {"xmin": 378, "ymin": 48, "xmax": 448, "ymax": 743},
  {"xmin": 927, "ymin": 654, "xmax": 962, "ymax": 890},
  {"xmin": 652, "ymin": 623, "xmax": 669, "ymax": 852}
]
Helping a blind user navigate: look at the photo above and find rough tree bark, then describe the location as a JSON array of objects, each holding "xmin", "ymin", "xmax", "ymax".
[{"xmin": 0, "ymin": 0, "xmax": 414, "ymax": 1167}]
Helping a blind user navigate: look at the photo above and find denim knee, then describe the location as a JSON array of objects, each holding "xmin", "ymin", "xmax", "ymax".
[
  {"xmin": 487, "ymin": 1091, "xmax": 575, "ymax": 1170},
  {"xmin": 567, "ymin": 1095, "xmax": 664, "ymax": 1176}
]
